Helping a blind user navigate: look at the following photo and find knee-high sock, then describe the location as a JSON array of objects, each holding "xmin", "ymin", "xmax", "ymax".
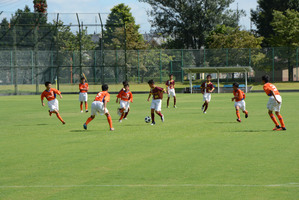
[
  {"xmin": 204, "ymin": 103, "xmax": 208, "ymax": 112},
  {"xmin": 151, "ymin": 112, "xmax": 155, "ymax": 122},
  {"xmin": 107, "ymin": 115, "xmax": 113, "ymax": 128},
  {"xmin": 156, "ymin": 111, "xmax": 163, "ymax": 117},
  {"xmin": 277, "ymin": 114, "xmax": 285, "ymax": 128},
  {"xmin": 124, "ymin": 111, "xmax": 129, "ymax": 118},
  {"xmin": 167, "ymin": 98, "xmax": 170, "ymax": 107},
  {"xmin": 244, "ymin": 110, "xmax": 248, "ymax": 115},
  {"xmin": 85, "ymin": 117, "xmax": 93, "ymax": 125},
  {"xmin": 174, "ymin": 97, "xmax": 176, "ymax": 105},
  {"xmin": 56, "ymin": 113, "xmax": 64, "ymax": 123},
  {"xmin": 80, "ymin": 102, "xmax": 83, "ymax": 111},
  {"xmin": 85, "ymin": 102, "xmax": 88, "ymax": 110},
  {"xmin": 119, "ymin": 113, "xmax": 124, "ymax": 120},
  {"xmin": 236, "ymin": 110, "xmax": 240, "ymax": 119},
  {"xmin": 269, "ymin": 113, "xmax": 279, "ymax": 126}
]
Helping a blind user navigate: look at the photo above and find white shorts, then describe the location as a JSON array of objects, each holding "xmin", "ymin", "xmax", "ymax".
[
  {"xmin": 234, "ymin": 100, "xmax": 246, "ymax": 111},
  {"xmin": 79, "ymin": 92, "xmax": 88, "ymax": 102},
  {"xmin": 267, "ymin": 95, "xmax": 282, "ymax": 112},
  {"xmin": 151, "ymin": 99, "xmax": 162, "ymax": 111},
  {"xmin": 203, "ymin": 93, "xmax": 211, "ymax": 102},
  {"xmin": 48, "ymin": 99, "xmax": 59, "ymax": 112},
  {"xmin": 120, "ymin": 100, "xmax": 130, "ymax": 112},
  {"xmin": 91, "ymin": 101, "xmax": 108, "ymax": 116},
  {"xmin": 168, "ymin": 88, "xmax": 176, "ymax": 97}
]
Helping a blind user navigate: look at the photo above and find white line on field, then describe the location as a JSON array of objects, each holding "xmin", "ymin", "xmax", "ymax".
[{"xmin": 1, "ymin": 183, "xmax": 299, "ymax": 188}]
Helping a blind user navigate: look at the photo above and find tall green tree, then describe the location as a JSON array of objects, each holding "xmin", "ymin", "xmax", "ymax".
[
  {"xmin": 251, "ymin": 0, "xmax": 299, "ymax": 46},
  {"xmin": 138, "ymin": 0, "xmax": 243, "ymax": 49}
]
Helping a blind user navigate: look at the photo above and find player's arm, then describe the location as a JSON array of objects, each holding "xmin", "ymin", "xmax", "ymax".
[
  {"xmin": 147, "ymin": 92, "xmax": 151, "ymax": 102},
  {"xmin": 130, "ymin": 92, "xmax": 133, "ymax": 103},
  {"xmin": 103, "ymin": 99, "xmax": 108, "ymax": 111},
  {"xmin": 116, "ymin": 92, "xmax": 121, "ymax": 103},
  {"xmin": 210, "ymin": 85, "xmax": 215, "ymax": 93},
  {"xmin": 41, "ymin": 95, "xmax": 45, "ymax": 106},
  {"xmin": 54, "ymin": 89, "xmax": 62, "ymax": 99},
  {"xmin": 270, "ymin": 90, "xmax": 280, "ymax": 103}
]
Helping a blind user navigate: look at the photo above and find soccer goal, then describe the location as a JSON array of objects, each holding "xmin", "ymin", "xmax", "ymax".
[{"xmin": 183, "ymin": 66, "xmax": 253, "ymax": 93}]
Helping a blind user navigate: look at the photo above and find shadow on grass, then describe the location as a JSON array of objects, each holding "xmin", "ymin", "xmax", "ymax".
[
  {"xmin": 208, "ymin": 121, "xmax": 236, "ymax": 124},
  {"xmin": 70, "ymin": 130, "xmax": 87, "ymax": 133},
  {"xmin": 232, "ymin": 130, "xmax": 271, "ymax": 133},
  {"xmin": 36, "ymin": 124, "xmax": 48, "ymax": 126}
]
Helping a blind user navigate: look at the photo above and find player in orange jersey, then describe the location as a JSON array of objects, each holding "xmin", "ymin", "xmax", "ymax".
[
  {"xmin": 262, "ymin": 75, "xmax": 286, "ymax": 131},
  {"xmin": 166, "ymin": 74, "xmax": 177, "ymax": 108},
  {"xmin": 79, "ymin": 77, "xmax": 89, "ymax": 113},
  {"xmin": 201, "ymin": 74, "xmax": 215, "ymax": 114},
  {"xmin": 147, "ymin": 79, "xmax": 165, "ymax": 125},
  {"xmin": 116, "ymin": 83, "xmax": 133, "ymax": 122},
  {"xmin": 231, "ymin": 82, "xmax": 248, "ymax": 122},
  {"xmin": 83, "ymin": 84, "xmax": 114, "ymax": 131},
  {"xmin": 41, "ymin": 81, "xmax": 65, "ymax": 124}
]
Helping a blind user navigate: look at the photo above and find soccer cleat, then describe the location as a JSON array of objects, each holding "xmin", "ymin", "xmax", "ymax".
[
  {"xmin": 124, "ymin": 118, "xmax": 128, "ymax": 120},
  {"xmin": 273, "ymin": 125, "xmax": 281, "ymax": 131},
  {"xmin": 62, "ymin": 121, "xmax": 66, "ymax": 125},
  {"xmin": 167, "ymin": 106, "xmax": 169, "ymax": 108},
  {"xmin": 110, "ymin": 128, "xmax": 115, "ymax": 131},
  {"xmin": 48, "ymin": 110, "xmax": 52, "ymax": 116},
  {"xmin": 151, "ymin": 122, "xmax": 156, "ymax": 125},
  {"xmin": 161, "ymin": 114, "xmax": 164, "ymax": 122},
  {"xmin": 282, "ymin": 127, "xmax": 287, "ymax": 131},
  {"xmin": 83, "ymin": 123, "xmax": 87, "ymax": 130},
  {"xmin": 85, "ymin": 110, "xmax": 88, "ymax": 113},
  {"xmin": 237, "ymin": 118, "xmax": 241, "ymax": 122},
  {"xmin": 203, "ymin": 111, "xmax": 207, "ymax": 114},
  {"xmin": 173, "ymin": 105, "xmax": 177, "ymax": 108},
  {"xmin": 245, "ymin": 112, "xmax": 248, "ymax": 118},
  {"xmin": 119, "ymin": 120, "xmax": 122, "ymax": 123},
  {"xmin": 80, "ymin": 110, "xmax": 83, "ymax": 113}
]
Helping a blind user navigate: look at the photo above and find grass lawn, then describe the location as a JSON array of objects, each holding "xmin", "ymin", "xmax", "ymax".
[{"xmin": 0, "ymin": 93, "xmax": 298, "ymax": 199}]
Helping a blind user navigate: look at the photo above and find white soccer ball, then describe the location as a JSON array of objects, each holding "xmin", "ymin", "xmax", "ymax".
[{"xmin": 145, "ymin": 116, "xmax": 151, "ymax": 123}]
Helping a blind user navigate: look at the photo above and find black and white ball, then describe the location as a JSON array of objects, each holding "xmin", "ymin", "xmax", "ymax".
[{"xmin": 145, "ymin": 116, "xmax": 151, "ymax": 123}]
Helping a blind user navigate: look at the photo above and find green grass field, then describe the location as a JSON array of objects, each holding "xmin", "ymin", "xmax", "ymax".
[{"xmin": 0, "ymin": 93, "xmax": 298, "ymax": 200}]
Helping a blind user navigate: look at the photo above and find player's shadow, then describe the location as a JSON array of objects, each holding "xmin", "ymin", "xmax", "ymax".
[
  {"xmin": 210, "ymin": 121, "xmax": 236, "ymax": 124},
  {"xmin": 232, "ymin": 130, "xmax": 271, "ymax": 133},
  {"xmin": 70, "ymin": 130, "xmax": 87, "ymax": 133},
  {"xmin": 36, "ymin": 124, "xmax": 48, "ymax": 126}
]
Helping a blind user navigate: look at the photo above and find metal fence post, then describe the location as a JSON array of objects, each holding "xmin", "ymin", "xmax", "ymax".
[
  {"xmin": 115, "ymin": 50, "xmax": 118, "ymax": 83},
  {"xmin": 137, "ymin": 50, "xmax": 140, "ymax": 84},
  {"xmin": 296, "ymin": 47, "xmax": 298, "ymax": 81},
  {"xmin": 94, "ymin": 51, "xmax": 96, "ymax": 84},
  {"xmin": 226, "ymin": 48, "xmax": 228, "ymax": 67},
  {"xmin": 160, "ymin": 50, "xmax": 162, "ymax": 83},
  {"xmin": 181, "ymin": 49, "xmax": 184, "ymax": 83},
  {"xmin": 13, "ymin": 24, "xmax": 18, "ymax": 95},
  {"xmin": 31, "ymin": 50, "xmax": 34, "ymax": 84},
  {"xmin": 272, "ymin": 47, "xmax": 275, "ymax": 82},
  {"xmin": 10, "ymin": 51, "xmax": 13, "ymax": 85}
]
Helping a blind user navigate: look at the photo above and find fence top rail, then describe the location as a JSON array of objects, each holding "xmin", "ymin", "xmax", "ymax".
[{"xmin": 183, "ymin": 66, "xmax": 253, "ymax": 73}]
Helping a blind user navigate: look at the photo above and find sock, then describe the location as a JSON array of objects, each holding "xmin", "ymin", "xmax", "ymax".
[
  {"xmin": 245, "ymin": 110, "xmax": 248, "ymax": 115},
  {"xmin": 236, "ymin": 110, "xmax": 240, "ymax": 119},
  {"xmin": 174, "ymin": 97, "xmax": 176, "ymax": 106},
  {"xmin": 124, "ymin": 111, "xmax": 129, "ymax": 118},
  {"xmin": 167, "ymin": 98, "xmax": 170, "ymax": 107},
  {"xmin": 156, "ymin": 111, "xmax": 163, "ymax": 117},
  {"xmin": 151, "ymin": 112, "xmax": 155, "ymax": 122},
  {"xmin": 56, "ymin": 113, "xmax": 64, "ymax": 123},
  {"xmin": 120, "ymin": 108, "xmax": 124, "ymax": 114},
  {"xmin": 107, "ymin": 115, "xmax": 113, "ymax": 128},
  {"xmin": 85, "ymin": 102, "xmax": 88, "ymax": 110},
  {"xmin": 85, "ymin": 117, "xmax": 93, "ymax": 125},
  {"xmin": 277, "ymin": 114, "xmax": 285, "ymax": 128},
  {"xmin": 80, "ymin": 102, "xmax": 83, "ymax": 111},
  {"xmin": 269, "ymin": 113, "xmax": 279, "ymax": 126},
  {"xmin": 204, "ymin": 104, "xmax": 208, "ymax": 112},
  {"xmin": 119, "ymin": 113, "xmax": 124, "ymax": 120}
]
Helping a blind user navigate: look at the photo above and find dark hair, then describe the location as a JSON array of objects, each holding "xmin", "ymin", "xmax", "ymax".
[
  {"xmin": 148, "ymin": 79, "xmax": 154, "ymax": 85},
  {"xmin": 169, "ymin": 74, "xmax": 173, "ymax": 77},
  {"xmin": 122, "ymin": 81, "xmax": 128, "ymax": 86},
  {"xmin": 102, "ymin": 84, "xmax": 109, "ymax": 91},
  {"xmin": 124, "ymin": 83, "xmax": 129, "ymax": 87},
  {"xmin": 45, "ymin": 81, "xmax": 51, "ymax": 86},
  {"xmin": 207, "ymin": 74, "xmax": 211, "ymax": 78},
  {"xmin": 262, "ymin": 75, "xmax": 270, "ymax": 83},
  {"xmin": 233, "ymin": 82, "xmax": 239, "ymax": 88},
  {"xmin": 81, "ymin": 77, "xmax": 85, "ymax": 81}
]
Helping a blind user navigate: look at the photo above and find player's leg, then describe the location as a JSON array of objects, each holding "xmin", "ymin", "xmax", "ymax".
[
  {"xmin": 84, "ymin": 93, "xmax": 88, "ymax": 112},
  {"xmin": 85, "ymin": 101, "xmax": 88, "ymax": 112},
  {"xmin": 105, "ymin": 112, "xmax": 114, "ymax": 131},
  {"xmin": 173, "ymin": 96, "xmax": 177, "ymax": 108},
  {"xmin": 235, "ymin": 104, "xmax": 241, "ymax": 122},
  {"xmin": 124, "ymin": 107, "xmax": 130, "ymax": 119},
  {"xmin": 204, "ymin": 100, "xmax": 209, "ymax": 113},
  {"xmin": 155, "ymin": 100, "xmax": 164, "ymax": 122},
  {"xmin": 275, "ymin": 111, "xmax": 286, "ymax": 130},
  {"xmin": 83, "ymin": 115, "xmax": 95, "ymax": 130},
  {"xmin": 80, "ymin": 102, "xmax": 83, "ymax": 112},
  {"xmin": 119, "ymin": 106, "xmax": 126, "ymax": 122},
  {"xmin": 167, "ymin": 97, "xmax": 170, "ymax": 108},
  {"xmin": 241, "ymin": 101, "xmax": 248, "ymax": 118},
  {"xmin": 54, "ymin": 109, "xmax": 65, "ymax": 124},
  {"xmin": 268, "ymin": 110, "xmax": 280, "ymax": 130},
  {"xmin": 84, "ymin": 102, "xmax": 97, "ymax": 129},
  {"xmin": 151, "ymin": 108, "xmax": 155, "ymax": 125}
]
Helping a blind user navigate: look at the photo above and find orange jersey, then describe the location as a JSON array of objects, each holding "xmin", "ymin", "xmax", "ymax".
[
  {"xmin": 94, "ymin": 91, "xmax": 110, "ymax": 102},
  {"xmin": 79, "ymin": 83, "xmax": 89, "ymax": 93},
  {"xmin": 263, "ymin": 83, "xmax": 280, "ymax": 96},
  {"xmin": 117, "ymin": 90, "xmax": 133, "ymax": 102},
  {"xmin": 233, "ymin": 89, "xmax": 245, "ymax": 102},
  {"xmin": 41, "ymin": 88, "xmax": 61, "ymax": 101}
]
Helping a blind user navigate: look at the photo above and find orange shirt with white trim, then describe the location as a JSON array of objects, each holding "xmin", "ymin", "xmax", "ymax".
[
  {"xmin": 41, "ymin": 88, "xmax": 61, "ymax": 101},
  {"xmin": 263, "ymin": 83, "xmax": 280, "ymax": 96},
  {"xmin": 79, "ymin": 83, "xmax": 89, "ymax": 93},
  {"xmin": 233, "ymin": 89, "xmax": 245, "ymax": 102},
  {"xmin": 94, "ymin": 91, "xmax": 110, "ymax": 102},
  {"xmin": 117, "ymin": 90, "xmax": 133, "ymax": 102}
]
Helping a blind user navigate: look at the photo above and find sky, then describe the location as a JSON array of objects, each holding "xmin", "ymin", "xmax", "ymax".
[{"xmin": 0, "ymin": 0, "xmax": 258, "ymax": 33}]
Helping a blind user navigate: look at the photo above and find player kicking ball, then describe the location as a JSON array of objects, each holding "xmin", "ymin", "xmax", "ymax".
[
  {"xmin": 201, "ymin": 74, "xmax": 214, "ymax": 113},
  {"xmin": 166, "ymin": 74, "xmax": 177, "ymax": 108},
  {"xmin": 83, "ymin": 84, "xmax": 114, "ymax": 131},
  {"xmin": 262, "ymin": 75, "xmax": 286, "ymax": 131},
  {"xmin": 147, "ymin": 79, "xmax": 165, "ymax": 125},
  {"xmin": 41, "ymin": 81, "xmax": 65, "ymax": 124},
  {"xmin": 232, "ymin": 82, "xmax": 248, "ymax": 122},
  {"xmin": 116, "ymin": 83, "xmax": 133, "ymax": 122},
  {"xmin": 79, "ymin": 77, "xmax": 89, "ymax": 113}
]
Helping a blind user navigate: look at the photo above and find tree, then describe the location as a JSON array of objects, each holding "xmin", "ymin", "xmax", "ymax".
[
  {"xmin": 251, "ymin": 0, "xmax": 299, "ymax": 46},
  {"xmin": 138, "ymin": 0, "xmax": 244, "ymax": 49},
  {"xmin": 269, "ymin": 9, "xmax": 299, "ymax": 81}
]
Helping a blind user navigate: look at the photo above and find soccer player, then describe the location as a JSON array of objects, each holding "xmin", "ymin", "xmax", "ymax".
[
  {"xmin": 166, "ymin": 74, "xmax": 177, "ymax": 108},
  {"xmin": 116, "ymin": 83, "xmax": 133, "ymax": 122},
  {"xmin": 79, "ymin": 77, "xmax": 89, "ymax": 113},
  {"xmin": 262, "ymin": 75, "xmax": 286, "ymax": 131},
  {"xmin": 119, "ymin": 81, "xmax": 131, "ymax": 119},
  {"xmin": 201, "ymin": 74, "xmax": 214, "ymax": 113},
  {"xmin": 41, "ymin": 81, "xmax": 65, "ymax": 124},
  {"xmin": 231, "ymin": 82, "xmax": 248, "ymax": 122},
  {"xmin": 83, "ymin": 84, "xmax": 114, "ymax": 131},
  {"xmin": 147, "ymin": 79, "xmax": 165, "ymax": 125}
]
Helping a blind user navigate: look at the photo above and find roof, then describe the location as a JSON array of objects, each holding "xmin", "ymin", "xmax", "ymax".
[{"xmin": 182, "ymin": 66, "xmax": 253, "ymax": 73}]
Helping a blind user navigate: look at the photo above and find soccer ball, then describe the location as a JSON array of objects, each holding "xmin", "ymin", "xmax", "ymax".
[{"xmin": 145, "ymin": 116, "xmax": 151, "ymax": 123}]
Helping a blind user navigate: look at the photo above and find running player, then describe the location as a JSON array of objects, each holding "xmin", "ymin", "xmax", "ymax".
[
  {"xmin": 147, "ymin": 79, "xmax": 165, "ymax": 125},
  {"xmin": 83, "ymin": 84, "xmax": 114, "ymax": 131},
  {"xmin": 262, "ymin": 75, "xmax": 286, "ymax": 131},
  {"xmin": 166, "ymin": 74, "xmax": 177, "ymax": 108},
  {"xmin": 201, "ymin": 74, "xmax": 214, "ymax": 113},
  {"xmin": 79, "ymin": 77, "xmax": 89, "ymax": 113},
  {"xmin": 232, "ymin": 82, "xmax": 248, "ymax": 122},
  {"xmin": 41, "ymin": 81, "xmax": 65, "ymax": 124},
  {"xmin": 116, "ymin": 83, "xmax": 133, "ymax": 122}
]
